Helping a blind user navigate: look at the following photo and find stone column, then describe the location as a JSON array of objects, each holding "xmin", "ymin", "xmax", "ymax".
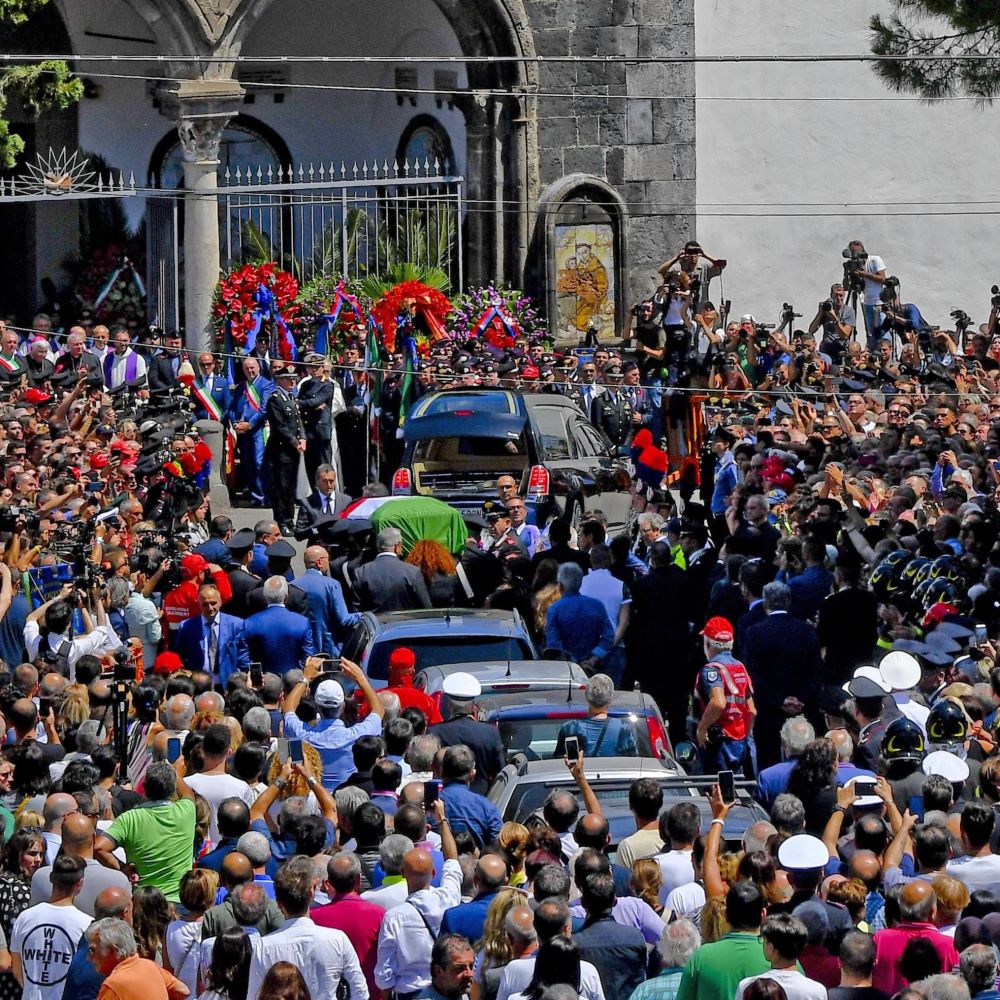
[
  {"xmin": 457, "ymin": 92, "xmax": 499, "ymax": 287},
  {"xmin": 159, "ymin": 81, "xmax": 244, "ymax": 355}
]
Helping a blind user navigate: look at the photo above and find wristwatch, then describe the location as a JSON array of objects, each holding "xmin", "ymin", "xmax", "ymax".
[{"xmin": 275, "ymin": 778, "xmax": 288, "ymax": 791}]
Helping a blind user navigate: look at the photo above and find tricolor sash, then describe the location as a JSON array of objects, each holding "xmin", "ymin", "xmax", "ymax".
[
  {"xmin": 0, "ymin": 353, "xmax": 21, "ymax": 373},
  {"xmin": 193, "ymin": 381, "xmax": 223, "ymax": 421}
]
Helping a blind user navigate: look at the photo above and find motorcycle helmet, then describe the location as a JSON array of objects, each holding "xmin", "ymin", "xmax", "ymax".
[
  {"xmin": 921, "ymin": 578, "xmax": 962, "ymax": 612},
  {"xmin": 870, "ymin": 560, "xmax": 907, "ymax": 604},
  {"xmin": 881, "ymin": 717, "xmax": 926, "ymax": 764},
  {"xmin": 927, "ymin": 554, "xmax": 963, "ymax": 584},
  {"xmin": 882, "ymin": 549, "xmax": 914, "ymax": 570},
  {"xmin": 900, "ymin": 557, "xmax": 930, "ymax": 590}
]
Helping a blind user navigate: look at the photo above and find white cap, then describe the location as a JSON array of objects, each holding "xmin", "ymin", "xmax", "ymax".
[
  {"xmin": 853, "ymin": 795, "xmax": 884, "ymax": 810},
  {"xmin": 879, "ymin": 651, "xmax": 921, "ymax": 692},
  {"xmin": 921, "ymin": 750, "xmax": 970, "ymax": 783},
  {"xmin": 442, "ymin": 671, "xmax": 482, "ymax": 701},
  {"xmin": 852, "ymin": 666, "xmax": 891, "ymax": 693},
  {"xmin": 315, "ymin": 679, "xmax": 345, "ymax": 709},
  {"xmin": 777, "ymin": 834, "xmax": 829, "ymax": 871}
]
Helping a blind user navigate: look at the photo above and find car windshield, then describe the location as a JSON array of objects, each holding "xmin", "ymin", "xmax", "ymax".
[
  {"xmin": 368, "ymin": 636, "xmax": 534, "ymax": 681},
  {"xmin": 416, "ymin": 393, "xmax": 517, "ymax": 416},
  {"xmin": 495, "ymin": 716, "xmax": 653, "ymax": 761}
]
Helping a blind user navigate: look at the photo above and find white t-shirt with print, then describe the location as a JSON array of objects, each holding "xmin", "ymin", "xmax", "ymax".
[{"xmin": 10, "ymin": 901, "xmax": 91, "ymax": 1000}]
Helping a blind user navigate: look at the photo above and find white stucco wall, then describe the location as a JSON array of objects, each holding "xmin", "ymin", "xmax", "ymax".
[{"xmin": 695, "ymin": 1, "xmax": 1000, "ymax": 330}]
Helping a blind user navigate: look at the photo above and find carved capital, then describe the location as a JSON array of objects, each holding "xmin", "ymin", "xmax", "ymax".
[
  {"xmin": 158, "ymin": 79, "xmax": 245, "ymax": 164},
  {"xmin": 176, "ymin": 116, "xmax": 229, "ymax": 162}
]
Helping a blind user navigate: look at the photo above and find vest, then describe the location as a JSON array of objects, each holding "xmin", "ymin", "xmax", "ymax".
[{"xmin": 694, "ymin": 654, "xmax": 754, "ymax": 740}]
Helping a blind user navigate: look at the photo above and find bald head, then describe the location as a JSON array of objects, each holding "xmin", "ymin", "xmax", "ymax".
[
  {"xmin": 402, "ymin": 848, "xmax": 435, "ymax": 892},
  {"xmin": 196, "ymin": 691, "xmax": 225, "ymax": 715},
  {"xmin": 849, "ymin": 850, "xmax": 881, "ymax": 889},
  {"xmin": 475, "ymin": 855, "xmax": 508, "ymax": 894},
  {"xmin": 163, "ymin": 693, "xmax": 195, "ymax": 731},
  {"xmin": 60, "ymin": 813, "xmax": 96, "ymax": 854},
  {"xmin": 303, "ymin": 546, "xmax": 329, "ymax": 571},
  {"xmin": 826, "ymin": 728, "xmax": 853, "ymax": 763},
  {"xmin": 94, "ymin": 886, "xmax": 133, "ymax": 923},
  {"xmin": 505, "ymin": 905, "xmax": 537, "ymax": 954},
  {"xmin": 220, "ymin": 851, "xmax": 253, "ymax": 889},
  {"xmin": 900, "ymin": 879, "xmax": 936, "ymax": 922},
  {"xmin": 399, "ymin": 783, "xmax": 425, "ymax": 807},
  {"xmin": 575, "ymin": 813, "xmax": 609, "ymax": 847},
  {"xmin": 43, "ymin": 793, "xmax": 78, "ymax": 832}
]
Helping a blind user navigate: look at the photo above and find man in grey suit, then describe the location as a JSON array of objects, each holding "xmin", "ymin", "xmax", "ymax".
[
  {"xmin": 296, "ymin": 464, "xmax": 352, "ymax": 533},
  {"xmin": 351, "ymin": 526, "xmax": 432, "ymax": 613}
]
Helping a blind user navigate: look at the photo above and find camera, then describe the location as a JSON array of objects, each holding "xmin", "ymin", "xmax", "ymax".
[
  {"xmin": 842, "ymin": 247, "xmax": 867, "ymax": 294},
  {"xmin": 0, "ymin": 507, "xmax": 39, "ymax": 533},
  {"xmin": 991, "ymin": 284, "xmax": 1000, "ymax": 309},
  {"xmin": 821, "ymin": 299, "xmax": 834, "ymax": 312},
  {"xmin": 781, "ymin": 303, "xmax": 801, "ymax": 320}
]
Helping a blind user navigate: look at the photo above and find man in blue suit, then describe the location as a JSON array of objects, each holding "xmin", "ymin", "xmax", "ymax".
[
  {"xmin": 439, "ymin": 854, "xmax": 507, "ymax": 941},
  {"xmin": 244, "ymin": 576, "xmax": 315, "ymax": 674},
  {"xmin": 175, "ymin": 583, "xmax": 250, "ymax": 686},
  {"xmin": 191, "ymin": 352, "xmax": 233, "ymax": 422},
  {"xmin": 292, "ymin": 545, "xmax": 360, "ymax": 656},
  {"xmin": 229, "ymin": 356, "xmax": 273, "ymax": 505}
]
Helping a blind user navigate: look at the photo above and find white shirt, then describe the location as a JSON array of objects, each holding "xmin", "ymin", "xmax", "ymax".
[
  {"xmin": 893, "ymin": 693, "xmax": 929, "ymax": 733},
  {"xmin": 362, "ymin": 879, "xmax": 408, "ymax": 911},
  {"xmin": 247, "ymin": 917, "xmax": 367, "ymax": 1000},
  {"xmin": 946, "ymin": 854, "xmax": 1000, "ymax": 895},
  {"xmin": 665, "ymin": 880, "xmax": 706, "ymax": 923},
  {"xmin": 656, "ymin": 848, "xmax": 695, "ymax": 904},
  {"xmin": 862, "ymin": 254, "xmax": 887, "ymax": 306},
  {"xmin": 183, "ymin": 772, "xmax": 255, "ymax": 844},
  {"xmin": 165, "ymin": 918, "xmax": 204, "ymax": 995},
  {"xmin": 124, "ymin": 591, "xmax": 162, "ymax": 671},
  {"xmin": 497, "ymin": 957, "xmax": 605, "ymax": 1000},
  {"xmin": 736, "ymin": 967, "xmax": 826, "ymax": 1000},
  {"xmin": 10, "ymin": 901, "xmax": 92, "ymax": 1000},
  {"xmin": 23, "ymin": 621, "xmax": 122, "ymax": 678}
]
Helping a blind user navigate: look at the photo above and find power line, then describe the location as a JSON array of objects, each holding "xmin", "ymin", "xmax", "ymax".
[{"xmin": 7, "ymin": 51, "xmax": 1000, "ymax": 65}]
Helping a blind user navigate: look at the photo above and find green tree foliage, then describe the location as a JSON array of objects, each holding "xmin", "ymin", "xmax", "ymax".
[
  {"xmin": 0, "ymin": 0, "xmax": 83, "ymax": 168},
  {"xmin": 870, "ymin": 1, "xmax": 1000, "ymax": 101}
]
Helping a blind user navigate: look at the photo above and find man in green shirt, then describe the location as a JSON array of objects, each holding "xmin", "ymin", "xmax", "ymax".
[
  {"xmin": 676, "ymin": 882, "xmax": 770, "ymax": 1000},
  {"xmin": 95, "ymin": 760, "xmax": 196, "ymax": 903}
]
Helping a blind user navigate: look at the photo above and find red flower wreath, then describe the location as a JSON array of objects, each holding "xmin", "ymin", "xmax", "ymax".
[
  {"xmin": 213, "ymin": 263, "xmax": 300, "ymax": 353},
  {"xmin": 371, "ymin": 281, "xmax": 452, "ymax": 352}
]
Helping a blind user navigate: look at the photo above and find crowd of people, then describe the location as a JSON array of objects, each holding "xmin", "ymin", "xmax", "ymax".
[{"xmin": 1, "ymin": 235, "xmax": 1000, "ymax": 1000}]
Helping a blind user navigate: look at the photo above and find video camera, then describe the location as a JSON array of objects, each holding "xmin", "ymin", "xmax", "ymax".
[
  {"xmin": 842, "ymin": 247, "xmax": 867, "ymax": 295},
  {"xmin": 0, "ymin": 506, "xmax": 39, "ymax": 533}
]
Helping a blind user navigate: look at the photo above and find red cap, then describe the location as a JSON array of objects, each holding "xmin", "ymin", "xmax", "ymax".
[
  {"xmin": 922, "ymin": 602, "xmax": 959, "ymax": 628},
  {"xmin": 632, "ymin": 429, "xmax": 653, "ymax": 450},
  {"xmin": 388, "ymin": 647, "xmax": 416, "ymax": 672},
  {"xmin": 89, "ymin": 452, "xmax": 110, "ymax": 470},
  {"xmin": 153, "ymin": 652, "xmax": 183, "ymax": 674},
  {"xmin": 701, "ymin": 616, "xmax": 734, "ymax": 643},
  {"xmin": 638, "ymin": 446, "xmax": 668, "ymax": 474},
  {"xmin": 521, "ymin": 365, "xmax": 539, "ymax": 380},
  {"xmin": 22, "ymin": 388, "xmax": 53, "ymax": 405},
  {"xmin": 180, "ymin": 553, "xmax": 209, "ymax": 579}
]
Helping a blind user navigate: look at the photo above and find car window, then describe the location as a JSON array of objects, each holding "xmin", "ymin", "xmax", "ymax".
[
  {"xmin": 494, "ymin": 716, "xmax": 653, "ymax": 761},
  {"xmin": 341, "ymin": 621, "xmax": 370, "ymax": 665},
  {"xmin": 570, "ymin": 420, "xmax": 599, "ymax": 458},
  {"xmin": 533, "ymin": 407, "xmax": 575, "ymax": 461},
  {"xmin": 579, "ymin": 422, "xmax": 610, "ymax": 456},
  {"xmin": 368, "ymin": 636, "xmax": 534, "ymax": 682},
  {"xmin": 416, "ymin": 393, "xmax": 517, "ymax": 416}
]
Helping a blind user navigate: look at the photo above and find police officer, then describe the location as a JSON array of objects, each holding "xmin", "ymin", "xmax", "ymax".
[
  {"xmin": 693, "ymin": 616, "xmax": 756, "ymax": 775},
  {"xmin": 223, "ymin": 528, "xmax": 262, "ymax": 619},
  {"xmin": 849, "ymin": 672, "xmax": 900, "ymax": 773},
  {"xmin": 592, "ymin": 363, "xmax": 633, "ymax": 447},
  {"xmin": 265, "ymin": 366, "xmax": 306, "ymax": 535},
  {"xmin": 430, "ymin": 672, "xmax": 505, "ymax": 796},
  {"xmin": 481, "ymin": 501, "xmax": 528, "ymax": 560}
]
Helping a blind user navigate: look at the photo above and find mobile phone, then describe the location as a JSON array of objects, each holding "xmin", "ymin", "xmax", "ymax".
[
  {"xmin": 322, "ymin": 657, "xmax": 342, "ymax": 675},
  {"xmin": 854, "ymin": 778, "xmax": 877, "ymax": 797},
  {"xmin": 249, "ymin": 663, "xmax": 263, "ymax": 688},
  {"xmin": 275, "ymin": 738, "xmax": 289, "ymax": 764},
  {"xmin": 37, "ymin": 696, "xmax": 52, "ymax": 719},
  {"xmin": 85, "ymin": 481, "xmax": 103, "ymax": 494},
  {"xmin": 167, "ymin": 737, "xmax": 182, "ymax": 764},
  {"xmin": 718, "ymin": 769, "xmax": 736, "ymax": 805},
  {"xmin": 975, "ymin": 624, "xmax": 989, "ymax": 646},
  {"xmin": 424, "ymin": 779, "xmax": 441, "ymax": 810},
  {"xmin": 289, "ymin": 739, "xmax": 304, "ymax": 764},
  {"xmin": 564, "ymin": 736, "xmax": 581, "ymax": 761}
]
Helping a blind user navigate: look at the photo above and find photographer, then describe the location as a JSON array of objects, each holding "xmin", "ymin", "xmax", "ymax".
[
  {"xmin": 807, "ymin": 283, "xmax": 856, "ymax": 365},
  {"xmin": 653, "ymin": 272, "xmax": 693, "ymax": 384},
  {"xmin": 845, "ymin": 239, "xmax": 887, "ymax": 348},
  {"xmin": 23, "ymin": 582, "xmax": 122, "ymax": 679},
  {"xmin": 877, "ymin": 281, "xmax": 935, "ymax": 348},
  {"xmin": 657, "ymin": 240, "xmax": 727, "ymax": 308},
  {"xmin": 693, "ymin": 300, "xmax": 725, "ymax": 372},
  {"xmin": 624, "ymin": 299, "xmax": 666, "ymax": 441}
]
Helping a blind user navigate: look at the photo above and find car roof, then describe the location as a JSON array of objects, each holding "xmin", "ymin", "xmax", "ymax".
[
  {"xmin": 419, "ymin": 660, "xmax": 585, "ymax": 681},
  {"xmin": 506, "ymin": 756, "xmax": 679, "ymax": 778},
  {"xmin": 370, "ymin": 609, "xmax": 531, "ymax": 638}
]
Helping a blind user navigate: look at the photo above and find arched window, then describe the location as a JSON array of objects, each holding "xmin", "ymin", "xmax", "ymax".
[
  {"xmin": 148, "ymin": 115, "xmax": 292, "ymax": 188},
  {"xmin": 396, "ymin": 115, "xmax": 455, "ymax": 173}
]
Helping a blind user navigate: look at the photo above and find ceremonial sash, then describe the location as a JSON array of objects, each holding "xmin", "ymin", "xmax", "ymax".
[
  {"xmin": 193, "ymin": 381, "xmax": 223, "ymax": 421},
  {"xmin": 0, "ymin": 354, "xmax": 21, "ymax": 373},
  {"xmin": 245, "ymin": 382, "xmax": 262, "ymax": 411},
  {"xmin": 103, "ymin": 351, "xmax": 138, "ymax": 386}
]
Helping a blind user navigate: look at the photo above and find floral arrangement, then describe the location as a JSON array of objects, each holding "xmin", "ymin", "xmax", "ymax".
[
  {"xmin": 448, "ymin": 284, "xmax": 546, "ymax": 348},
  {"xmin": 212, "ymin": 262, "xmax": 300, "ymax": 352},
  {"xmin": 72, "ymin": 244, "xmax": 146, "ymax": 321},
  {"xmin": 294, "ymin": 275, "xmax": 369, "ymax": 355},
  {"xmin": 371, "ymin": 280, "xmax": 452, "ymax": 354}
]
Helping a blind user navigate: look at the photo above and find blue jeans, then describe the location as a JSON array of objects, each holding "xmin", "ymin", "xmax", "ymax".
[
  {"xmin": 863, "ymin": 304, "xmax": 882, "ymax": 350},
  {"xmin": 701, "ymin": 737, "xmax": 751, "ymax": 776}
]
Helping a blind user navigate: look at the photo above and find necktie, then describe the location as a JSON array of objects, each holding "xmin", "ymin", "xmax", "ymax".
[
  {"xmin": 321, "ymin": 495, "xmax": 330, "ymax": 514},
  {"xmin": 206, "ymin": 619, "xmax": 218, "ymax": 674}
]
